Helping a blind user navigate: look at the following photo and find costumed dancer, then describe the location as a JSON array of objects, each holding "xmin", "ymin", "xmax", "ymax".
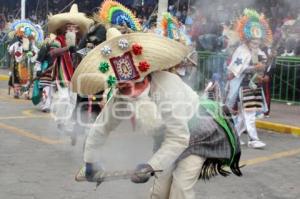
[
  {"xmin": 225, "ymin": 9, "xmax": 273, "ymax": 149},
  {"xmin": 32, "ymin": 34, "xmax": 57, "ymax": 112},
  {"xmin": 72, "ymin": 27, "xmax": 242, "ymax": 199},
  {"xmin": 8, "ymin": 20, "xmax": 42, "ymax": 99},
  {"xmin": 161, "ymin": 13, "xmax": 199, "ymax": 90},
  {"xmin": 70, "ymin": 23, "xmax": 107, "ymax": 144},
  {"xmin": 70, "ymin": 0, "xmax": 142, "ymax": 145},
  {"xmin": 81, "ymin": 0, "xmax": 142, "ymax": 124},
  {"xmin": 47, "ymin": 4, "xmax": 93, "ymax": 133},
  {"xmin": 260, "ymin": 47, "xmax": 276, "ymax": 117}
]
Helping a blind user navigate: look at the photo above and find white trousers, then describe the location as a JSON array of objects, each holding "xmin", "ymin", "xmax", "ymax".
[
  {"xmin": 236, "ymin": 110, "xmax": 259, "ymax": 141},
  {"xmin": 150, "ymin": 155, "xmax": 204, "ymax": 199}
]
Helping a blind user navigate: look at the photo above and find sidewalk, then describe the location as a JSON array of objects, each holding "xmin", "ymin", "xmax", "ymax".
[
  {"xmin": 0, "ymin": 69, "xmax": 9, "ymax": 81},
  {"xmin": 256, "ymin": 102, "xmax": 300, "ymax": 136}
]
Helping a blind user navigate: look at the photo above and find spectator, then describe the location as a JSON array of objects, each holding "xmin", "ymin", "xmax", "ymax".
[
  {"xmin": 175, "ymin": 7, "xmax": 181, "ymax": 19},
  {"xmin": 0, "ymin": 14, "xmax": 6, "ymax": 31},
  {"xmin": 180, "ymin": 10, "xmax": 187, "ymax": 23},
  {"xmin": 185, "ymin": 10, "xmax": 193, "ymax": 26}
]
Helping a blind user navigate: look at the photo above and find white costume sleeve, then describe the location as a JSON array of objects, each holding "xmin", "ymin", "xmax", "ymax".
[
  {"xmin": 228, "ymin": 44, "xmax": 252, "ymax": 77},
  {"xmin": 147, "ymin": 71, "xmax": 199, "ymax": 170},
  {"xmin": 84, "ymin": 97, "xmax": 122, "ymax": 163}
]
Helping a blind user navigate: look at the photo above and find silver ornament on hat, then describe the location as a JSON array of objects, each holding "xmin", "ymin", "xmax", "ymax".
[
  {"xmin": 101, "ymin": 46, "xmax": 112, "ymax": 56},
  {"xmin": 118, "ymin": 38, "xmax": 129, "ymax": 50}
]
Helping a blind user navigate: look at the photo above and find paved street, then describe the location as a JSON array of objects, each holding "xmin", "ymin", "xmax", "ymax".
[{"xmin": 0, "ymin": 81, "xmax": 299, "ymax": 199}]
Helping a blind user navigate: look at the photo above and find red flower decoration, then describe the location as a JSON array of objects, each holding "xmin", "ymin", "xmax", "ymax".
[
  {"xmin": 132, "ymin": 43, "xmax": 143, "ymax": 55},
  {"xmin": 138, "ymin": 61, "xmax": 150, "ymax": 72}
]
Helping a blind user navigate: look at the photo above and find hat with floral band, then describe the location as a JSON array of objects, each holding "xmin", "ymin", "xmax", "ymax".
[{"xmin": 71, "ymin": 28, "xmax": 190, "ymax": 95}]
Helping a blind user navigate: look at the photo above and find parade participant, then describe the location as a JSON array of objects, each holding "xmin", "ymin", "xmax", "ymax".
[
  {"xmin": 261, "ymin": 47, "xmax": 276, "ymax": 117},
  {"xmin": 47, "ymin": 4, "xmax": 93, "ymax": 132},
  {"xmin": 69, "ymin": 0, "xmax": 142, "ymax": 144},
  {"xmin": 72, "ymin": 23, "xmax": 107, "ymax": 140},
  {"xmin": 225, "ymin": 9, "xmax": 273, "ymax": 149},
  {"xmin": 32, "ymin": 34, "xmax": 56, "ymax": 112},
  {"xmin": 79, "ymin": 0, "xmax": 142, "ymax": 123},
  {"xmin": 8, "ymin": 20, "xmax": 42, "ymax": 99},
  {"xmin": 161, "ymin": 12, "xmax": 199, "ymax": 91},
  {"xmin": 72, "ymin": 27, "xmax": 242, "ymax": 199}
]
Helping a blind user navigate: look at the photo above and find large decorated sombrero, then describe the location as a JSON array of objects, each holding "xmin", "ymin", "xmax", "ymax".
[
  {"xmin": 71, "ymin": 28, "xmax": 190, "ymax": 95},
  {"xmin": 235, "ymin": 8, "xmax": 273, "ymax": 46},
  {"xmin": 48, "ymin": 4, "xmax": 93, "ymax": 35}
]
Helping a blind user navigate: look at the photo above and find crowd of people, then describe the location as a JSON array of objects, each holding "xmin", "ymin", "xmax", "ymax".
[
  {"xmin": 0, "ymin": 0, "xmax": 157, "ymax": 32},
  {"xmin": 1, "ymin": 0, "xmax": 300, "ymax": 56},
  {"xmin": 2, "ymin": 0, "xmax": 300, "ymax": 198},
  {"xmin": 187, "ymin": 0, "xmax": 300, "ymax": 56}
]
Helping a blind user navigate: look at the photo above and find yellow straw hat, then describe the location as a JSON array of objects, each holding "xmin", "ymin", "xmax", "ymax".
[
  {"xmin": 48, "ymin": 4, "xmax": 93, "ymax": 35},
  {"xmin": 71, "ymin": 28, "xmax": 190, "ymax": 95}
]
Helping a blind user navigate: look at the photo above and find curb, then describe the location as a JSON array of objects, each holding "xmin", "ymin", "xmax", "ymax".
[
  {"xmin": 0, "ymin": 75, "xmax": 9, "ymax": 81},
  {"xmin": 256, "ymin": 120, "xmax": 300, "ymax": 136}
]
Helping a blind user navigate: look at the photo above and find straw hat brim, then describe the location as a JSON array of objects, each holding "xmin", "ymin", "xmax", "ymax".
[
  {"xmin": 71, "ymin": 32, "xmax": 190, "ymax": 95},
  {"xmin": 48, "ymin": 13, "xmax": 93, "ymax": 35}
]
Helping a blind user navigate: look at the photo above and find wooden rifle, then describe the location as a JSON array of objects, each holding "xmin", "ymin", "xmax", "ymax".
[{"xmin": 76, "ymin": 168, "xmax": 163, "ymax": 189}]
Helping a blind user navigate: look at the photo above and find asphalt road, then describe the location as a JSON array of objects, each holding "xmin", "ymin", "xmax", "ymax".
[{"xmin": 0, "ymin": 81, "xmax": 299, "ymax": 199}]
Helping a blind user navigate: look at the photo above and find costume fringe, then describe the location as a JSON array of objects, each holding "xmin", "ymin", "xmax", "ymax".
[{"xmin": 199, "ymin": 152, "xmax": 243, "ymax": 180}]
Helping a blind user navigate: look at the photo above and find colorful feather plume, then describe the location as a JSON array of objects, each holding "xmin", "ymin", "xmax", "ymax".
[
  {"xmin": 10, "ymin": 19, "xmax": 44, "ymax": 44},
  {"xmin": 99, "ymin": 0, "xmax": 141, "ymax": 31},
  {"xmin": 160, "ymin": 12, "xmax": 192, "ymax": 45},
  {"xmin": 235, "ymin": 9, "xmax": 272, "ymax": 46},
  {"xmin": 161, "ymin": 12, "xmax": 179, "ymax": 39}
]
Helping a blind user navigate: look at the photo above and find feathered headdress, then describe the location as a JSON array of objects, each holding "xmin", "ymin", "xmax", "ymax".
[
  {"xmin": 235, "ymin": 8, "xmax": 273, "ymax": 46},
  {"xmin": 161, "ymin": 12, "xmax": 180, "ymax": 39},
  {"xmin": 98, "ymin": 0, "xmax": 141, "ymax": 32},
  {"xmin": 161, "ymin": 12, "xmax": 192, "ymax": 46},
  {"xmin": 10, "ymin": 19, "xmax": 44, "ymax": 44}
]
